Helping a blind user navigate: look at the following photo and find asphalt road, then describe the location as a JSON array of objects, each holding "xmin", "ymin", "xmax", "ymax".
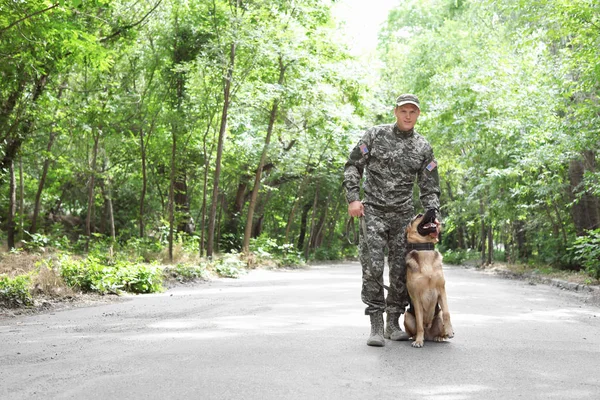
[{"xmin": 1, "ymin": 262, "xmax": 599, "ymax": 400}]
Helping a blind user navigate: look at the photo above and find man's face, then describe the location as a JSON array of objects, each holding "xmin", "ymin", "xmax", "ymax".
[{"xmin": 394, "ymin": 104, "xmax": 420, "ymax": 131}]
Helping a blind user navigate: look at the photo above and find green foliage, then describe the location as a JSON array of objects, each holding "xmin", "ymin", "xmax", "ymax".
[
  {"xmin": 21, "ymin": 232, "xmax": 51, "ymax": 252},
  {"xmin": 249, "ymin": 236, "xmax": 305, "ymax": 266},
  {"xmin": 492, "ymin": 250, "xmax": 506, "ymax": 263},
  {"xmin": 441, "ymin": 248, "xmax": 480, "ymax": 265},
  {"xmin": 214, "ymin": 254, "xmax": 245, "ymax": 278},
  {"xmin": 312, "ymin": 241, "xmax": 358, "ymax": 261},
  {"xmin": 312, "ymin": 246, "xmax": 341, "ymax": 261},
  {"xmin": 0, "ymin": 275, "xmax": 33, "ymax": 308},
  {"xmin": 59, "ymin": 255, "xmax": 163, "ymax": 294},
  {"xmin": 163, "ymin": 263, "xmax": 209, "ymax": 282},
  {"xmin": 122, "ymin": 237, "xmax": 164, "ymax": 262},
  {"xmin": 374, "ymin": 0, "xmax": 600, "ymax": 278},
  {"xmin": 441, "ymin": 249, "xmax": 468, "ymax": 265},
  {"xmin": 1, "ymin": 0, "xmax": 598, "ymax": 283},
  {"xmin": 569, "ymin": 230, "xmax": 600, "ymax": 279}
]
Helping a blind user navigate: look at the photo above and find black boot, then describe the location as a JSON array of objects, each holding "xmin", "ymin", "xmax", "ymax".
[{"xmin": 367, "ymin": 312, "xmax": 385, "ymax": 347}]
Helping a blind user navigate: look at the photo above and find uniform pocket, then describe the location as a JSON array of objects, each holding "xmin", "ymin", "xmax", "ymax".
[{"xmin": 368, "ymin": 148, "xmax": 392, "ymax": 175}]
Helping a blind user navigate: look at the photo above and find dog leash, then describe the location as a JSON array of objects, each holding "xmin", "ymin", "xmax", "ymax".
[{"xmin": 345, "ymin": 217, "xmax": 359, "ymax": 245}]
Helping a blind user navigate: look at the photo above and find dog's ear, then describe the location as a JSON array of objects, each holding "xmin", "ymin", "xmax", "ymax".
[{"xmin": 407, "ymin": 214, "xmax": 421, "ymax": 234}]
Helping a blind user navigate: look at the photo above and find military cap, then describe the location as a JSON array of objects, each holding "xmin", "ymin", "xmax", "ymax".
[{"xmin": 396, "ymin": 94, "xmax": 420, "ymax": 110}]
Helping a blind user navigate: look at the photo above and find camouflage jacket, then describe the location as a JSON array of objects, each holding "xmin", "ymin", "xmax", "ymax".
[{"xmin": 343, "ymin": 124, "xmax": 440, "ymax": 213}]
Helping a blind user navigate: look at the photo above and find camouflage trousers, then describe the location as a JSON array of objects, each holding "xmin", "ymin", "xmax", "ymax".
[{"xmin": 359, "ymin": 205, "xmax": 413, "ymax": 315}]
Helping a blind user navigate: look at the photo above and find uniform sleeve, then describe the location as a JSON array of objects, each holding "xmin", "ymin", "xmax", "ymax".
[
  {"xmin": 343, "ymin": 129, "xmax": 372, "ymax": 204},
  {"xmin": 417, "ymin": 145, "xmax": 441, "ymax": 213}
]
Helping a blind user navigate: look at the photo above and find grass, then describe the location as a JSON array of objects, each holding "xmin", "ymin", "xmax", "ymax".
[
  {"xmin": 3, "ymin": 240, "xmax": 598, "ymax": 311},
  {"xmin": 445, "ymin": 249, "xmax": 600, "ymax": 287},
  {"xmin": 0, "ymin": 248, "xmax": 253, "ymax": 311},
  {"xmin": 482, "ymin": 262, "xmax": 600, "ymax": 286},
  {"xmin": 0, "ymin": 231, "xmax": 313, "ymax": 311}
]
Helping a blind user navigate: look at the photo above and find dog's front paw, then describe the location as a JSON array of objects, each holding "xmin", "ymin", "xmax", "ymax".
[
  {"xmin": 444, "ymin": 326, "xmax": 454, "ymax": 339},
  {"xmin": 411, "ymin": 340, "xmax": 424, "ymax": 348}
]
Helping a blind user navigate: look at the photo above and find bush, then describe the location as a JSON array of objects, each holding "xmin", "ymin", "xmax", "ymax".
[
  {"xmin": 163, "ymin": 263, "xmax": 209, "ymax": 282},
  {"xmin": 123, "ymin": 237, "xmax": 163, "ymax": 261},
  {"xmin": 21, "ymin": 232, "xmax": 51, "ymax": 252},
  {"xmin": 493, "ymin": 250, "xmax": 506, "ymax": 262},
  {"xmin": 0, "ymin": 274, "xmax": 33, "ymax": 307},
  {"xmin": 312, "ymin": 245, "xmax": 344, "ymax": 261},
  {"xmin": 59, "ymin": 255, "xmax": 163, "ymax": 294},
  {"xmin": 249, "ymin": 236, "xmax": 305, "ymax": 266},
  {"xmin": 120, "ymin": 264, "xmax": 163, "ymax": 293},
  {"xmin": 214, "ymin": 254, "xmax": 245, "ymax": 278},
  {"xmin": 441, "ymin": 249, "xmax": 468, "ymax": 265},
  {"xmin": 569, "ymin": 229, "xmax": 600, "ymax": 279}
]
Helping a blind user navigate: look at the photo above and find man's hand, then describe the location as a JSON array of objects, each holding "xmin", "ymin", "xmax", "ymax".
[{"xmin": 348, "ymin": 201, "xmax": 364, "ymax": 218}]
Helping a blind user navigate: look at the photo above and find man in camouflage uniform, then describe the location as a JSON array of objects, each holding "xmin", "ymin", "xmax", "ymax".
[{"xmin": 343, "ymin": 94, "xmax": 440, "ymax": 347}]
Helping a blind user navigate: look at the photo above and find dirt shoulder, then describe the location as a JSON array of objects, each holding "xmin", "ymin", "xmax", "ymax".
[
  {"xmin": 467, "ymin": 261, "xmax": 600, "ymax": 307},
  {"xmin": 3, "ymin": 257, "xmax": 600, "ymax": 318}
]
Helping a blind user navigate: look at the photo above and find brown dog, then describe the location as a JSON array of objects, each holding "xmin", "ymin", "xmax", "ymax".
[{"xmin": 403, "ymin": 210, "xmax": 454, "ymax": 348}]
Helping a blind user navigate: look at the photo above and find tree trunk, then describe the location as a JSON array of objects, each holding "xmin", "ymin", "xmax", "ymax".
[
  {"xmin": 304, "ymin": 186, "xmax": 320, "ymax": 259},
  {"xmin": 175, "ymin": 168, "xmax": 192, "ymax": 233},
  {"xmin": 506, "ymin": 231, "xmax": 514, "ymax": 264},
  {"xmin": 7, "ymin": 160, "xmax": 16, "ymax": 250},
  {"xmin": 514, "ymin": 220, "xmax": 528, "ymax": 260},
  {"xmin": 207, "ymin": 40, "xmax": 236, "ymax": 257},
  {"xmin": 0, "ymin": 83, "xmax": 27, "ymax": 186},
  {"xmin": 215, "ymin": 192, "xmax": 227, "ymax": 253},
  {"xmin": 30, "ymin": 131, "xmax": 57, "ymax": 234},
  {"xmin": 297, "ymin": 202, "xmax": 312, "ymax": 251},
  {"xmin": 168, "ymin": 129, "xmax": 177, "ymax": 262},
  {"xmin": 30, "ymin": 82, "xmax": 65, "ymax": 235},
  {"xmin": 242, "ymin": 57, "xmax": 286, "ymax": 253},
  {"xmin": 487, "ymin": 224, "xmax": 493, "ymax": 265},
  {"xmin": 18, "ymin": 156, "xmax": 24, "ymax": 242},
  {"xmin": 85, "ymin": 131, "xmax": 100, "ymax": 250},
  {"xmin": 251, "ymin": 190, "xmax": 273, "ymax": 239},
  {"xmin": 100, "ymin": 180, "xmax": 116, "ymax": 240},
  {"xmin": 151, "ymin": 164, "xmax": 167, "ymax": 215},
  {"xmin": 552, "ymin": 202, "xmax": 568, "ymax": 246},
  {"xmin": 223, "ymin": 177, "xmax": 249, "ymax": 250},
  {"xmin": 569, "ymin": 152, "xmax": 599, "ymax": 235},
  {"xmin": 2, "ymin": 76, "xmax": 48, "ymax": 245},
  {"xmin": 543, "ymin": 203, "xmax": 566, "ymax": 249},
  {"xmin": 479, "ymin": 198, "xmax": 486, "ymax": 264},
  {"xmin": 0, "ymin": 86, "xmax": 24, "ymax": 138},
  {"xmin": 325, "ymin": 197, "xmax": 342, "ymax": 248},
  {"xmin": 311, "ymin": 195, "xmax": 330, "ymax": 249},
  {"xmin": 284, "ymin": 175, "xmax": 309, "ymax": 243},
  {"xmin": 139, "ymin": 128, "xmax": 148, "ymax": 238},
  {"xmin": 200, "ymin": 151, "xmax": 211, "ymax": 256},
  {"xmin": 197, "ymin": 117, "xmax": 216, "ymax": 257}
]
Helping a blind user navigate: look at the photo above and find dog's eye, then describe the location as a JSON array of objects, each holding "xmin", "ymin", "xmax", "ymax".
[{"xmin": 416, "ymin": 213, "xmax": 423, "ymax": 219}]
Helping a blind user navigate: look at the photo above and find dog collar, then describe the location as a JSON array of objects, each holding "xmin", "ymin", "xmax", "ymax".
[{"xmin": 406, "ymin": 243, "xmax": 435, "ymax": 251}]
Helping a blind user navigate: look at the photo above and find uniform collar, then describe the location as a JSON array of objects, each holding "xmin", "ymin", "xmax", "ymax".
[{"xmin": 393, "ymin": 124, "xmax": 414, "ymax": 137}]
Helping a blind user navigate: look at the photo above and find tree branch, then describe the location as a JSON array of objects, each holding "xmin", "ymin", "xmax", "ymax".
[
  {"xmin": 100, "ymin": 0, "xmax": 162, "ymax": 43},
  {"xmin": 0, "ymin": 3, "xmax": 59, "ymax": 36}
]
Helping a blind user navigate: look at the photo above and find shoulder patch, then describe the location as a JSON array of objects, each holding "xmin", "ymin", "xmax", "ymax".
[
  {"xmin": 426, "ymin": 161, "xmax": 437, "ymax": 171},
  {"xmin": 359, "ymin": 144, "xmax": 369, "ymax": 155}
]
